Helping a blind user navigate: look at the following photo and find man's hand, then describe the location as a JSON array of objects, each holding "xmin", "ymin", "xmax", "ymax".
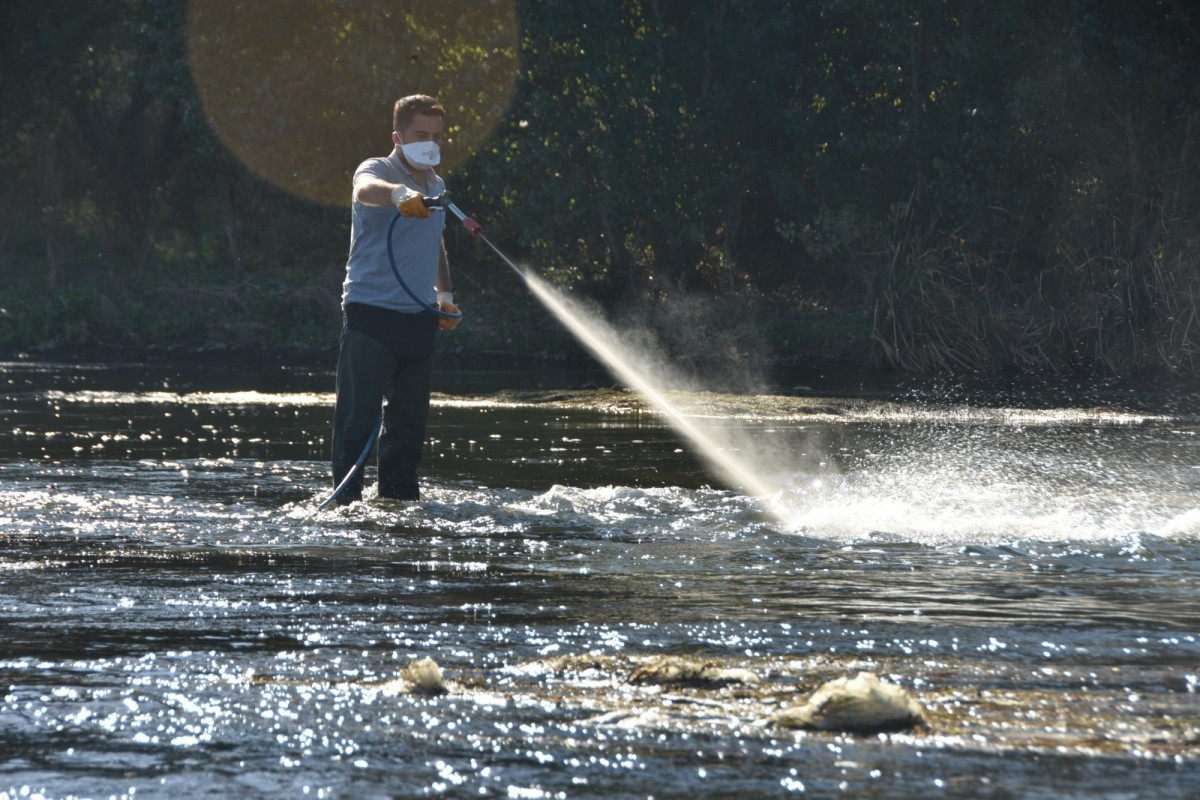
[
  {"xmin": 392, "ymin": 187, "xmax": 431, "ymax": 218},
  {"xmin": 437, "ymin": 292, "xmax": 461, "ymax": 330}
]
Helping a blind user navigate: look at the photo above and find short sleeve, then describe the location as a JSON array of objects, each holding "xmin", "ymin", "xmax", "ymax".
[{"xmin": 353, "ymin": 157, "xmax": 388, "ymax": 191}]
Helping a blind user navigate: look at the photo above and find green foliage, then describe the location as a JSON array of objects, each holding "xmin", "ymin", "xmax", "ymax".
[{"xmin": 1, "ymin": 0, "xmax": 1197, "ymax": 376}]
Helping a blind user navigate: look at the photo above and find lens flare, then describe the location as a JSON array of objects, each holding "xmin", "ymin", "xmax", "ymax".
[{"xmin": 187, "ymin": 0, "xmax": 519, "ymax": 205}]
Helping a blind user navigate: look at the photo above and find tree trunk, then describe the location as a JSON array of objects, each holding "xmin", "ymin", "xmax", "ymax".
[
  {"xmin": 597, "ymin": 202, "xmax": 635, "ymax": 299},
  {"xmin": 720, "ymin": 194, "xmax": 744, "ymax": 292},
  {"xmin": 38, "ymin": 131, "xmax": 67, "ymax": 291},
  {"xmin": 222, "ymin": 177, "xmax": 241, "ymax": 274}
]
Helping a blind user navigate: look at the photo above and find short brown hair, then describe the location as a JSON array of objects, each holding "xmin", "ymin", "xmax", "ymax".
[{"xmin": 393, "ymin": 94, "xmax": 445, "ymax": 134}]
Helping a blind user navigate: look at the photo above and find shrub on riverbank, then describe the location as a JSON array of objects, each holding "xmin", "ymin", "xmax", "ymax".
[{"xmin": 872, "ymin": 228, "xmax": 1200, "ymax": 376}]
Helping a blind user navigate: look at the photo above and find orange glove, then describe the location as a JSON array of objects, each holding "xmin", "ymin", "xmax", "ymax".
[
  {"xmin": 437, "ymin": 292, "xmax": 461, "ymax": 330},
  {"xmin": 394, "ymin": 190, "xmax": 430, "ymax": 219}
]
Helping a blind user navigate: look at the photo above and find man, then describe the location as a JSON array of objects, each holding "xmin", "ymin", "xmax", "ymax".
[{"xmin": 331, "ymin": 94, "xmax": 461, "ymax": 504}]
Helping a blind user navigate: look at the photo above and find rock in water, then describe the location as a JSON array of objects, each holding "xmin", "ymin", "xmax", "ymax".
[
  {"xmin": 629, "ymin": 656, "xmax": 760, "ymax": 687},
  {"xmin": 402, "ymin": 657, "xmax": 448, "ymax": 694},
  {"xmin": 770, "ymin": 672, "xmax": 926, "ymax": 733}
]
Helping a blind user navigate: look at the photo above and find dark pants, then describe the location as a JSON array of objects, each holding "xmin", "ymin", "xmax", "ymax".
[{"xmin": 331, "ymin": 310, "xmax": 437, "ymax": 503}]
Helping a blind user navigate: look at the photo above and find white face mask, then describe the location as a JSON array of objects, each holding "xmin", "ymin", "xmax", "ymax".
[{"xmin": 398, "ymin": 138, "xmax": 440, "ymax": 169}]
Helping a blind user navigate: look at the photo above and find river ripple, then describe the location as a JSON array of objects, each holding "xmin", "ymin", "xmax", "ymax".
[{"xmin": 2, "ymin": 361, "xmax": 1198, "ymax": 798}]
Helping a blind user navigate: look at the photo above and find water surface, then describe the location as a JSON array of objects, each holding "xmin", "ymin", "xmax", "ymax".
[{"xmin": 2, "ymin": 361, "xmax": 1198, "ymax": 798}]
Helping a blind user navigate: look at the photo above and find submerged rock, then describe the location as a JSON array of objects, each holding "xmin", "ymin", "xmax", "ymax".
[
  {"xmin": 770, "ymin": 672, "xmax": 926, "ymax": 733},
  {"xmin": 629, "ymin": 656, "xmax": 761, "ymax": 688},
  {"xmin": 542, "ymin": 653, "xmax": 627, "ymax": 675},
  {"xmin": 246, "ymin": 657, "xmax": 450, "ymax": 696}
]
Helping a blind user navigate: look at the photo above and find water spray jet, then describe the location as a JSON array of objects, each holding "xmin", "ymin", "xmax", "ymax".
[{"xmin": 442, "ymin": 198, "xmax": 796, "ymax": 527}]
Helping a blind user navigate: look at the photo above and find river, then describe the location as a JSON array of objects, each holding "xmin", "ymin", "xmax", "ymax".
[{"xmin": 1, "ymin": 359, "xmax": 1198, "ymax": 798}]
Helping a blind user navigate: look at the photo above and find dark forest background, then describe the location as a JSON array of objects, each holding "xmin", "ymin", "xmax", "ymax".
[{"xmin": 2, "ymin": 1, "xmax": 1197, "ymax": 379}]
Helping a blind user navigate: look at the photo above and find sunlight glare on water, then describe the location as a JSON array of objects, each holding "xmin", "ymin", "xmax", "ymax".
[{"xmin": 2, "ymin": 361, "xmax": 1199, "ymax": 798}]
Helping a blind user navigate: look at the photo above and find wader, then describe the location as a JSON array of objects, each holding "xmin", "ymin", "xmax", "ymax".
[{"xmin": 331, "ymin": 306, "xmax": 438, "ymax": 503}]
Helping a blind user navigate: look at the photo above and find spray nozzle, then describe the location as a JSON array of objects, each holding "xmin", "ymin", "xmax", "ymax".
[{"xmin": 456, "ymin": 211, "xmax": 484, "ymax": 238}]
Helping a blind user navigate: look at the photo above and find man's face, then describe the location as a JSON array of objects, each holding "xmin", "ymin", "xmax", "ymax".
[{"xmin": 394, "ymin": 113, "xmax": 444, "ymax": 149}]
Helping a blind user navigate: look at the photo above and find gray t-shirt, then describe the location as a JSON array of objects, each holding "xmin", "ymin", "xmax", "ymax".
[{"xmin": 342, "ymin": 151, "xmax": 446, "ymax": 313}]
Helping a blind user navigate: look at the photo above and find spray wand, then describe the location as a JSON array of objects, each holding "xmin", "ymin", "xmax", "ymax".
[{"xmin": 423, "ymin": 193, "xmax": 526, "ymax": 279}]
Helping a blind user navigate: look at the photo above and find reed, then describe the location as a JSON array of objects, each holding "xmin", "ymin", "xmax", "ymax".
[{"xmin": 872, "ymin": 227, "xmax": 1200, "ymax": 377}]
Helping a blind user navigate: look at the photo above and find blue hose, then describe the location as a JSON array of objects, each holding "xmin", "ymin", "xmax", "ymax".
[
  {"xmin": 319, "ymin": 411, "xmax": 381, "ymax": 509},
  {"xmin": 386, "ymin": 212, "xmax": 463, "ymax": 320},
  {"xmin": 319, "ymin": 210, "xmax": 458, "ymax": 508}
]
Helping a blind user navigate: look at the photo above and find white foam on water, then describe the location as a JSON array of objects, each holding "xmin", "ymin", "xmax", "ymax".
[{"xmin": 771, "ymin": 432, "xmax": 1200, "ymax": 545}]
